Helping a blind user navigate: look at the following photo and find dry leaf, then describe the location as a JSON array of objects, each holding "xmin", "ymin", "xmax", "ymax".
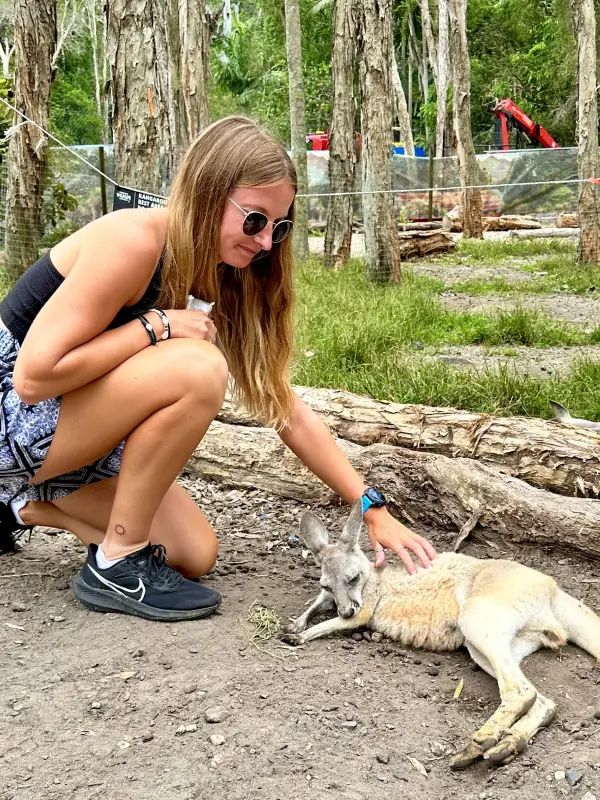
[
  {"xmin": 118, "ymin": 671, "xmax": 137, "ymax": 681},
  {"xmin": 5, "ymin": 623, "xmax": 25, "ymax": 631},
  {"xmin": 454, "ymin": 677, "xmax": 464, "ymax": 698},
  {"xmin": 406, "ymin": 755, "xmax": 428, "ymax": 777}
]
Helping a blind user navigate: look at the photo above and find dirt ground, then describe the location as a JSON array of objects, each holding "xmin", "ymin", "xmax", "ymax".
[{"xmin": 1, "ymin": 477, "xmax": 599, "ymax": 800}]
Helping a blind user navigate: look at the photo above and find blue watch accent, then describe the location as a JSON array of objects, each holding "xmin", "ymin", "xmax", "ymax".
[{"xmin": 361, "ymin": 488, "xmax": 387, "ymax": 513}]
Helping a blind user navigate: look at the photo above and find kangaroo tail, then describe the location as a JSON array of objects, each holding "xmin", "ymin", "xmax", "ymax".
[
  {"xmin": 553, "ymin": 589, "xmax": 600, "ymax": 662},
  {"xmin": 550, "ymin": 400, "xmax": 571, "ymax": 422}
]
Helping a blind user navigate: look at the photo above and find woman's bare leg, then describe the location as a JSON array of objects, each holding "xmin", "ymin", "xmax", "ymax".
[
  {"xmin": 21, "ymin": 479, "xmax": 218, "ymax": 579},
  {"xmin": 29, "ymin": 338, "xmax": 228, "ymax": 560}
]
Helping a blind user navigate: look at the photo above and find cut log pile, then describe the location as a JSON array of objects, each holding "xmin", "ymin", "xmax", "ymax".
[
  {"xmin": 183, "ymin": 387, "xmax": 600, "ymax": 560},
  {"xmin": 442, "ymin": 204, "xmax": 543, "ymax": 233}
]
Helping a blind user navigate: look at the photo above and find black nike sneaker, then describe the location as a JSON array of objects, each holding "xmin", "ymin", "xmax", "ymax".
[
  {"xmin": 0, "ymin": 502, "xmax": 33, "ymax": 554},
  {"xmin": 73, "ymin": 543, "xmax": 222, "ymax": 622}
]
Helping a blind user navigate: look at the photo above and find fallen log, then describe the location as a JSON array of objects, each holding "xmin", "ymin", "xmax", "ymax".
[
  {"xmin": 187, "ymin": 422, "xmax": 600, "ymax": 559},
  {"xmin": 217, "ymin": 387, "xmax": 600, "ymax": 497},
  {"xmin": 508, "ymin": 227, "xmax": 579, "ymax": 239},
  {"xmin": 482, "ymin": 215, "xmax": 541, "ymax": 232},
  {"xmin": 556, "ymin": 212, "xmax": 579, "ymax": 228},
  {"xmin": 396, "ymin": 230, "xmax": 455, "ymax": 259},
  {"xmin": 397, "ymin": 221, "xmax": 443, "ymax": 232}
]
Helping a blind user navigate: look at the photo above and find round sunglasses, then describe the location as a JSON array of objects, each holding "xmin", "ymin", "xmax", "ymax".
[{"xmin": 228, "ymin": 197, "xmax": 294, "ymax": 244}]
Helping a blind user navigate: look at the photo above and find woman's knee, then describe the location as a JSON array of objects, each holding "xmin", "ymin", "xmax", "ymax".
[
  {"xmin": 163, "ymin": 340, "xmax": 229, "ymax": 409},
  {"xmin": 170, "ymin": 526, "xmax": 219, "ymax": 580}
]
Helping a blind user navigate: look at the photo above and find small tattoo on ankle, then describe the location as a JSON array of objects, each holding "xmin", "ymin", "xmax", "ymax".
[{"xmin": 114, "ymin": 523, "xmax": 126, "ymax": 537}]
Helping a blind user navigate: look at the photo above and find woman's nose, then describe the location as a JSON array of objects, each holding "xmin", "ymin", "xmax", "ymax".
[{"xmin": 253, "ymin": 225, "xmax": 273, "ymax": 251}]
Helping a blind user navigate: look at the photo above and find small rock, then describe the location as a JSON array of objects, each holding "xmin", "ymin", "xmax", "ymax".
[
  {"xmin": 141, "ymin": 732, "xmax": 154, "ymax": 743},
  {"xmin": 132, "ymin": 649, "xmax": 144, "ymax": 658},
  {"xmin": 371, "ymin": 632, "xmax": 382, "ymax": 643},
  {"xmin": 581, "ymin": 793, "xmax": 597, "ymax": 800},
  {"xmin": 117, "ymin": 740, "xmax": 131, "ymax": 749},
  {"xmin": 594, "ymin": 710, "xmax": 600, "ymax": 720},
  {"xmin": 555, "ymin": 771, "xmax": 566, "ymax": 781},
  {"xmin": 352, "ymin": 632, "xmax": 363, "ymax": 641},
  {"xmin": 49, "ymin": 615, "xmax": 65, "ymax": 622},
  {"xmin": 340, "ymin": 720, "xmax": 357, "ymax": 729},
  {"xmin": 362, "ymin": 631, "xmax": 372, "ymax": 642},
  {"xmin": 184, "ymin": 724, "xmax": 197, "ymax": 733},
  {"xmin": 183, "ymin": 684, "xmax": 197, "ymax": 695},
  {"xmin": 205, "ymin": 707, "xmax": 228, "ymax": 723},
  {"xmin": 11, "ymin": 603, "xmax": 28, "ymax": 612},
  {"xmin": 189, "ymin": 648, "xmax": 199, "ymax": 654},
  {"xmin": 376, "ymin": 753, "xmax": 389, "ymax": 764},
  {"xmin": 427, "ymin": 667, "xmax": 439, "ymax": 677},
  {"xmin": 118, "ymin": 671, "xmax": 136, "ymax": 681},
  {"xmin": 566, "ymin": 768, "xmax": 583, "ymax": 787},
  {"xmin": 259, "ymin": 693, "xmax": 269, "ymax": 700},
  {"xmin": 209, "ymin": 734, "xmax": 226, "ymax": 746},
  {"xmin": 91, "ymin": 701, "xmax": 101, "ymax": 710},
  {"xmin": 175, "ymin": 725, "xmax": 186, "ymax": 735},
  {"xmin": 430, "ymin": 741, "xmax": 449, "ymax": 757},
  {"xmin": 210, "ymin": 754, "xmax": 224, "ymax": 769}
]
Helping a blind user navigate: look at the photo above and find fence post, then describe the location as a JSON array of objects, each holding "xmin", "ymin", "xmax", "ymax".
[
  {"xmin": 428, "ymin": 149, "xmax": 434, "ymax": 221},
  {"xmin": 98, "ymin": 146, "xmax": 108, "ymax": 216}
]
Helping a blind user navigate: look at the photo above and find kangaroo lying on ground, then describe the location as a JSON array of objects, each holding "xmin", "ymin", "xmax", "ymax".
[{"xmin": 281, "ymin": 500, "xmax": 600, "ymax": 770}]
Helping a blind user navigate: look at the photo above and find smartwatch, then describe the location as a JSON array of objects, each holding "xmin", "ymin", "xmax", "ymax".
[{"xmin": 361, "ymin": 487, "xmax": 387, "ymax": 513}]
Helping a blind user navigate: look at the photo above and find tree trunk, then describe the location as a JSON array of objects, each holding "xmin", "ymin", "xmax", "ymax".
[
  {"xmin": 358, "ymin": 0, "xmax": 400, "ymax": 283},
  {"xmin": 324, "ymin": 0, "xmax": 357, "ymax": 270},
  {"xmin": 86, "ymin": 0, "xmax": 107, "ymax": 141},
  {"xmin": 571, "ymin": 0, "xmax": 600, "ymax": 264},
  {"xmin": 4, "ymin": 0, "xmax": 56, "ymax": 279},
  {"xmin": 420, "ymin": 0, "xmax": 438, "ymax": 90},
  {"xmin": 284, "ymin": 0, "xmax": 309, "ymax": 263},
  {"xmin": 391, "ymin": 52, "xmax": 414, "ymax": 157},
  {"xmin": 106, "ymin": 0, "xmax": 176, "ymax": 194},
  {"xmin": 178, "ymin": 0, "xmax": 212, "ymax": 142},
  {"xmin": 436, "ymin": 0, "xmax": 449, "ymax": 157},
  {"xmin": 186, "ymin": 422, "xmax": 600, "ymax": 559},
  {"xmin": 448, "ymin": 0, "xmax": 482, "ymax": 238},
  {"xmin": 217, "ymin": 385, "xmax": 600, "ymax": 497}
]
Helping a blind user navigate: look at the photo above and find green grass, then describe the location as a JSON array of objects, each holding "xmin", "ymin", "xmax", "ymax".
[
  {"xmin": 436, "ymin": 238, "xmax": 577, "ymax": 264},
  {"xmin": 292, "ymin": 256, "xmax": 600, "ymax": 420}
]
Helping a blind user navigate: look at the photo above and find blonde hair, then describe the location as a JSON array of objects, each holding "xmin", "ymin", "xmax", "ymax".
[{"xmin": 158, "ymin": 116, "xmax": 297, "ymax": 428}]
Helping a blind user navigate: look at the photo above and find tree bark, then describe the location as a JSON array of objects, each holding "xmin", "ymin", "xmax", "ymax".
[
  {"xmin": 391, "ymin": 51, "xmax": 414, "ymax": 157},
  {"xmin": 186, "ymin": 422, "xmax": 600, "ymax": 559},
  {"xmin": 571, "ymin": 0, "xmax": 600, "ymax": 264},
  {"xmin": 285, "ymin": 0, "xmax": 309, "ymax": 263},
  {"xmin": 178, "ymin": 0, "xmax": 212, "ymax": 142},
  {"xmin": 4, "ymin": 0, "xmax": 56, "ymax": 278},
  {"xmin": 358, "ymin": 0, "xmax": 400, "ymax": 283},
  {"xmin": 106, "ymin": 0, "xmax": 175, "ymax": 193},
  {"xmin": 436, "ymin": 0, "xmax": 449, "ymax": 157},
  {"xmin": 448, "ymin": 0, "xmax": 482, "ymax": 238},
  {"xmin": 324, "ymin": 0, "xmax": 358, "ymax": 270},
  {"xmin": 217, "ymin": 385, "xmax": 600, "ymax": 497},
  {"xmin": 420, "ymin": 0, "xmax": 438, "ymax": 89}
]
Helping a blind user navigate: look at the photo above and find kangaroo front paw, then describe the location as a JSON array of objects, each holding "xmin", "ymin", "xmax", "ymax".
[
  {"xmin": 279, "ymin": 631, "xmax": 305, "ymax": 647},
  {"xmin": 283, "ymin": 618, "xmax": 306, "ymax": 635}
]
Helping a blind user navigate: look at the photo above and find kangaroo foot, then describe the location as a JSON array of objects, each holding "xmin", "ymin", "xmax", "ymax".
[
  {"xmin": 279, "ymin": 631, "xmax": 305, "ymax": 646},
  {"xmin": 450, "ymin": 740, "xmax": 485, "ymax": 770},
  {"xmin": 484, "ymin": 732, "xmax": 528, "ymax": 765}
]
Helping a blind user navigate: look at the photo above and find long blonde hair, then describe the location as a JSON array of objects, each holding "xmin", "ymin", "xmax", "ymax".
[{"xmin": 158, "ymin": 116, "xmax": 297, "ymax": 429}]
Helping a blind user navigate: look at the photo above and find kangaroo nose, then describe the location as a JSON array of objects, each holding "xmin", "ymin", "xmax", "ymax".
[{"xmin": 340, "ymin": 607, "xmax": 356, "ymax": 619}]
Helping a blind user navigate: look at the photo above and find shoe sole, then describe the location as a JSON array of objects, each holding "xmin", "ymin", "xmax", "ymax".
[{"xmin": 72, "ymin": 573, "xmax": 221, "ymax": 622}]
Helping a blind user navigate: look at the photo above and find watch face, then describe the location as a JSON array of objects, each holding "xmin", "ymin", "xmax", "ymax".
[{"xmin": 365, "ymin": 488, "xmax": 386, "ymax": 505}]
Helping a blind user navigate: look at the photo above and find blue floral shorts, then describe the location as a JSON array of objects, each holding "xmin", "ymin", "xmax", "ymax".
[{"xmin": 0, "ymin": 326, "xmax": 124, "ymax": 504}]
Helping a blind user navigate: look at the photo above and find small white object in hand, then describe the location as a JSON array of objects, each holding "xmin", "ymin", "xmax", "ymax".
[{"xmin": 187, "ymin": 294, "xmax": 214, "ymax": 315}]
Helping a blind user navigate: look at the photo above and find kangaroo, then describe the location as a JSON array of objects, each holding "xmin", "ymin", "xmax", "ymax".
[
  {"xmin": 550, "ymin": 400, "xmax": 600, "ymax": 432},
  {"xmin": 281, "ymin": 500, "xmax": 600, "ymax": 770}
]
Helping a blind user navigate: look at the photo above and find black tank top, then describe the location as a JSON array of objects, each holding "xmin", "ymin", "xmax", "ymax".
[{"xmin": 0, "ymin": 250, "xmax": 163, "ymax": 344}]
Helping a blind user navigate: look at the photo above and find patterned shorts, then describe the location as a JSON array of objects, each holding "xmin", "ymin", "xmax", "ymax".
[{"xmin": 0, "ymin": 327, "xmax": 124, "ymax": 505}]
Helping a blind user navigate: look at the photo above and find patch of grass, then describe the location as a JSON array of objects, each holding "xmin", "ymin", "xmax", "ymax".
[
  {"xmin": 439, "ymin": 238, "xmax": 577, "ymax": 264},
  {"xmin": 294, "ymin": 259, "xmax": 599, "ymax": 376},
  {"xmin": 292, "ymin": 355, "xmax": 600, "ymax": 421}
]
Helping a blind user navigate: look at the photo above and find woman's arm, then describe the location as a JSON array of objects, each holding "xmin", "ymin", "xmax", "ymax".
[
  {"xmin": 13, "ymin": 214, "xmax": 164, "ymax": 404},
  {"xmin": 278, "ymin": 396, "xmax": 437, "ymax": 573}
]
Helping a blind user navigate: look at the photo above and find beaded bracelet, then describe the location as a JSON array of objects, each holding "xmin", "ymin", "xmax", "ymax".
[
  {"xmin": 150, "ymin": 308, "xmax": 170, "ymax": 340},
  {"xmin": 137, "ymin": 314, "xmax": 157, "ymax": 346}
]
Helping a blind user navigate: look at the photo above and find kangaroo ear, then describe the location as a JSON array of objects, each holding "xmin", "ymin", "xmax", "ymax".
[
  {"xmin": 340, "ymin": 498, "xmax": 364, "ymax": 547},
  {"xmin": 299, "ymin": 511, "xmax": 330, "ymax": 564}
]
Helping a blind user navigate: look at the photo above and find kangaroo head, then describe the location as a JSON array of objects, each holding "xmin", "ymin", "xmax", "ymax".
[{"xmin": 299, "ymin": 499, "xmax": 371, "ymax": 619}]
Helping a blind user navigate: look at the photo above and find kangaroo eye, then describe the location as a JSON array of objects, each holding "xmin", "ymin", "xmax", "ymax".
[{"xmin": 348, "ymin": 575, "xmax": 360, "ymax": 585}]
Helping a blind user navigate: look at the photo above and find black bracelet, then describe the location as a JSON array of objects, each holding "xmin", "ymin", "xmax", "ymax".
[{"xmin": 137, "ymin": 314, "xmax": 157, "ymax": 346}]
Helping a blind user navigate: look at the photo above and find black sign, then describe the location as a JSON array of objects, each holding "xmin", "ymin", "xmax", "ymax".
[{"xmin": 112, "ymin": 184, "xmax": 167, "ymax": 211}]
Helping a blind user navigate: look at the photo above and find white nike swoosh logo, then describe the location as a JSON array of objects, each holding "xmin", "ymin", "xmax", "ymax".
[{"xmin": 88, "ymin": 564, "xmax": 146, "ymax": 602}]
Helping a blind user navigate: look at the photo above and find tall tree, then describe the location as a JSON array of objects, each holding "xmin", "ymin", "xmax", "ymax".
[
  {"xmin": 571, "ymin": 0, "xmax": 600, "ymax": 263},
  {"xmin": 106, "ymin": 0, "xmax": 175, "ymax": 193},
  {"xmin": 178, "ymin": 0, "xmax": 212, "ymax": 143},
  {"xmin": 391, "ymin": 51, "xmax": 414, "ymax": 156},
  {"xmin": 284, "ymin": 0, "xmax": 309, "ymax": 262},
  {"xmin": 448, "ymin": 0, "xmax": 482, "ymax": 238},
  {"xmin": 324, "ymin": 0, "xmax": 357, "ymax": 269},
  {"xmin": 358, "ymin": 0, "xmax": 400, "ymax": 282},
  {"xmin": 4, "ymin": 0, "xmax": 57, "ymax": 277},
  {"xmin": 436, "ymin": 0, "xmax": 449, "ymax": 157}
]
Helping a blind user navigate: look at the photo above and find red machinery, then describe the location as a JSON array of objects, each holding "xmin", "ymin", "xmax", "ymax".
[{"xmin": 493, "ymin": 99, "xmax": 560, "ymax": 150}]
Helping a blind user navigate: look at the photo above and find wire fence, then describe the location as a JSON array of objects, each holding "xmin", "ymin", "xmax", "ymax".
[{"xmin": 0, "ymin": 142, "xmax": 590, "ymax": 291}]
